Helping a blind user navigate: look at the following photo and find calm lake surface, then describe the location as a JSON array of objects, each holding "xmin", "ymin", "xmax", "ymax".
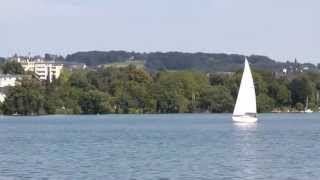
[{"xmin": 0, "ymin": 113, "xmax": 319, "ymax": 180}]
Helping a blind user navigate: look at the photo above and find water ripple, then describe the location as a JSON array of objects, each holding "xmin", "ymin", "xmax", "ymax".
[{"xmin": 0, "ymin": 114, "xmax": 319, "ymax": 179}]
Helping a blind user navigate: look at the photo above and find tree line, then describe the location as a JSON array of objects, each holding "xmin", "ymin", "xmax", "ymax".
[
  {"xmin": 65, "ymin": 51, "xmax": 318, "ymax": 72},
  {"xmin": 0, "ymin": 62, "xmax": 319, "ymax": 115}
]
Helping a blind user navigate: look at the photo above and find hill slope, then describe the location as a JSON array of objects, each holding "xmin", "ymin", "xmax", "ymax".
[{"xmin": 65, "ymin": 51, "xmax": 314, "ymax": 72}]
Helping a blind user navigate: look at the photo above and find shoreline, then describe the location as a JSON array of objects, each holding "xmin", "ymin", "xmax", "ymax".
[{"xmin": 1, "ymin": 112, "xmax": 318, "ymax": 117}]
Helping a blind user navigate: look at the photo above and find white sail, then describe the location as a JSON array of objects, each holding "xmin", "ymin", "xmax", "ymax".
[{"xmin": 233, "ymin": 58, "xmax": 257, "ymax": 122}]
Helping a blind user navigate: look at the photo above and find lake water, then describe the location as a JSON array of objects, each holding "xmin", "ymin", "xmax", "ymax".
[{"xmin": 0, "ymin": 114, "xmax": 319, "ymax": 180}]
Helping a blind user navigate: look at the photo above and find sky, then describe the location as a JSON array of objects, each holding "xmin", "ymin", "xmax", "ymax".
[{"xmin": 0, "ymin": 0, "xmax": 319, "ymax": 62}]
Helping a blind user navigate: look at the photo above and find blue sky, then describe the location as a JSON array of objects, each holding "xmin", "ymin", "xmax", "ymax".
[{"xmin": 0, "ymin": 0, "xmax": 319, "ymax": 62}]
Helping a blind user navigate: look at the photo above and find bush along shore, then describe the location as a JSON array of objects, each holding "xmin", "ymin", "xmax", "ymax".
[{"xmin": 1, "ymin": 64, "xmax": 320, "ymax": 115}]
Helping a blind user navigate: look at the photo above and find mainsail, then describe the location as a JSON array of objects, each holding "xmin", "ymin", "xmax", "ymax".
[{"xmin": 233, "ymin": 58, "xmax": 257, "ymax": 116}]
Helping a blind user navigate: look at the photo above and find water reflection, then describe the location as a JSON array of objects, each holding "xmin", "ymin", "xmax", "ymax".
[
  {"xmin": 233, "ymin": 122, "xmax": 257, "ymax": 130},
  {"xmin": 232, "ymin": 122, "xmax": 259, "ymax": 178}
]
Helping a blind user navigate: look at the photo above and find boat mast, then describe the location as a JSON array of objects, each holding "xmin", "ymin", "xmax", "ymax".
[{"xmin": 305, "ymin": 96, "xmax": 309, "ymax": 111}]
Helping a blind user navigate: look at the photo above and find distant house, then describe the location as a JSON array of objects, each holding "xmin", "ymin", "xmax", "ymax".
[
  {"xmin": 62, "ymin": 62, "xmax": 87, "ymax": 70},
  {"xmin": 0, "ymin": 74, "xmax": 20, "ymax": 87},
  {"xmin": 0, "ymin": 74, "xmax": 25, "ymax": 102},
  {"xmin": 282, "ymin": 68, "xmax": 287, "ymax": 75},
  {"xmin": 301, "ymin": 63, "xmax": 316, "ymax": 71},
  {"xmin": 214, "ymin": 72, "xmax": 235, "ymax": 76}
]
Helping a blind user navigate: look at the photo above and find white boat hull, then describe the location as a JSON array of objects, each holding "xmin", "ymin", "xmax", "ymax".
[
  {"xmin": 304, "ymin": 109, "xmax": 313, "ymax": 113},
  {"xmin": 232, "ymin": 115, "xmax": 257, "ymax": 123}
]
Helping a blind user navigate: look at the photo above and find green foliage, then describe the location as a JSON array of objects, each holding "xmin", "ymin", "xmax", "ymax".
[
  {"xmin": 276, "ymin": 85, "xmax": 291, "ymax": 105},
  {"xmin": 199, "ymin": 86, "xmax": 234, "ymax": 113},
  {"xmin": 295, "ymin": 102, "xmax": 304, "ymax": 111},
  {"xmin": 268, "ymin": 81, "xmax": 290, "ymax": 106},
  {"xmin": 252, "ymin": 71, "xmax": 268, "ymax": 95},
  {"xmin": 3, "ymin": 79, "xmax": 44, "ymax": 115},
  {"xmin": 1, "ymin": 65, "xmax": 320, "ymax": 115},
  {"xmin": 257, "ymin": 93, "xmax": 275, "ymax": 112},
  {"xmin": 59, "ymin": 68, "xmax": 72, "ymax": 83},
  {"xmin": 1, "ymin": 61, "xmax": 24, "ymax": 74},
  {"xmin": 79, "ymin": 90, "xmax": 113, "ymax": 114},
  {"xmin": 66, "ymin": 51, "xmax": 313, "ymax": 72},
  {"xmin": 154, "ymin": 71, "xmax": 208, "ymax": 113},
  {"xmin": 290, "ymin": 76, "xmax": 314, "ymax": 105},
  {"xmin": 69, "ymin": 70, "xmax": 94, "ymax": 90}
]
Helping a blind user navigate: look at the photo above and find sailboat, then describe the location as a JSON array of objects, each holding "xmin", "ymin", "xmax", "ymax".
[
  {"xmin": 304, "ymin": 96, "xmax": 313, "ymax": 113},
  {"xmin": 232, "ymin": 58, "xmax": 257, "ymax": 123}
]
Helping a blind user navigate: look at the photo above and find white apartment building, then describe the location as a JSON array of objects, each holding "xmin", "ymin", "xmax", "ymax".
[
  {"xmin": 31, "ymin": 62, "xmax": 63, "ymax": 82},
  {"xmin": 16, "ymin": 58, "xmax": 63, "ymax": 82}
]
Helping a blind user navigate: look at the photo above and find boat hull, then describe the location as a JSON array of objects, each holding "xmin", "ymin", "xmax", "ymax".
[
  {"xmin": 232, "ymin": 115, "xmax": 257, "ymax": 123},
  {"xmin": 304, "ymin": 109, "xmax": 313, "ymax": 113}
]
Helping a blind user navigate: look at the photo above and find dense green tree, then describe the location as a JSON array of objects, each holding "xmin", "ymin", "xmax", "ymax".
[
  {"xmin": 112, "ymin": 81, "xmax": 156, "ymax": 113},
  {"xmin": 154, "ymin": 71, "xmax": 208, "ymax": 112},
  {"xmin": 209, "ymin": 74, "xmax": 226, "ymax": 86},
  {"xmin": 268, "ymin": 81, "xmax": 290, "ymax": 106},
  {"xmin": 257, "ymin": 93, "xmax": 275, "ymax": 112},
  {"xmin": 58, "ymin": 68, "xmax": 72, "ymax": 83},
  {"xmin": 252, "ymin": 71, "xmax": 268, "ymax": 95},
  {"xmin": 59, "ymin": 87, "xmax": 82, "ymax": 114},
  {"xmin": 67, "ymin": 51, "xmax": 316, "ymax": 72},
  {"xmin": 1, "ymin": 64, "xmax": 320, "ymax": 115},
  {"xmin": 44, "ymin": 96, "xmax": 62, "ymax": 114},
  {"xmin": 3, "ymin": 79, "xmax": 44, "ymax": 115},
  {"xmin": 69, "ymin": 70, "xmax": 92, "ymax": 90},
  {"xmin": 79, "ymin": 90, "xmax": 113, "ymax": 114},
  {"xmin": 290, "ymin": 77, "xmax": 313, "ymax": 105},
  {"xmin": 295, "ymin": 102, "xmax": 304, "ymax": 111},
  {"xmin": 128, "ymin": 67, "xmax": 152, "ymax": 84},
  {"xmin": 276, "ymin": 85, "xmax": 291, "ymax": 105},
  {"xmin": 1, "ymin": 61, "xmax": 24, "ymax": 74},
  {"xmin": 199, "ymin": 86, "xmax": 234, "ymax": 113},
  {"xmin": 155, "ymin": 87, "xmax": 189, "ymax": 113}
]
